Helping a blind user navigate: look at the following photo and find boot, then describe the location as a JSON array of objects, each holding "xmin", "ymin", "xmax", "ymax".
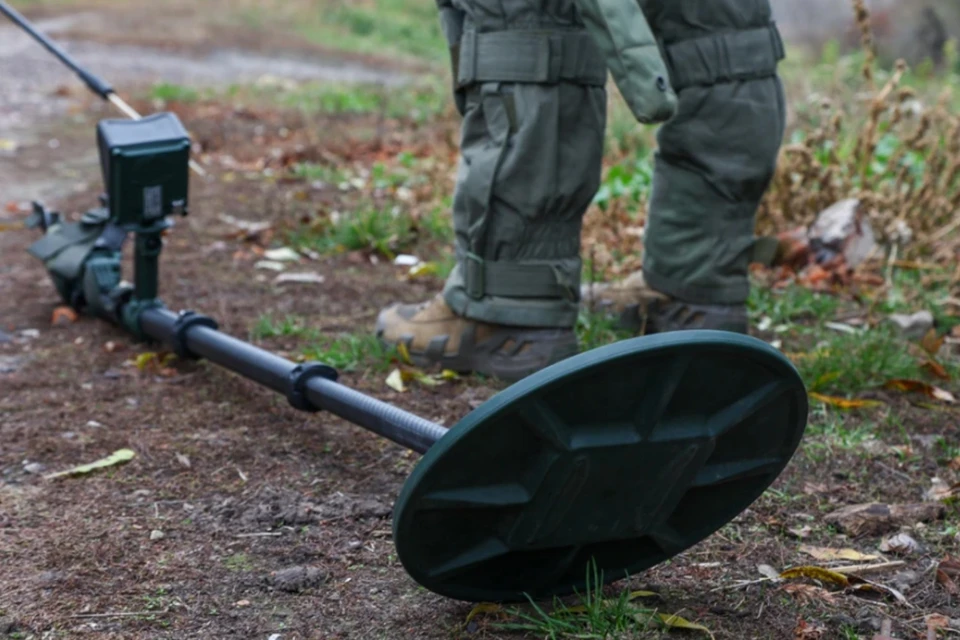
[
  {"xmin": 581, "ymin": 271, "xmax": 749, "ymax": 335},
  {"xmin": 375, "ymin": 295, "xmax": 579, "ymax": 382}
]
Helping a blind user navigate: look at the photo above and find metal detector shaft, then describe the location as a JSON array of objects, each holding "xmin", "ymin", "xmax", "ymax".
[
  {"xmin": 0, "ymin": 0, "xmax": 206, "ymax": 177},
  {"xmin": 0, "ymin": 0, "xmax": 112, "ymax": 98},
  {"xmin": 140, "ymin": 308, "xmax": 448, "ymax": 454}
]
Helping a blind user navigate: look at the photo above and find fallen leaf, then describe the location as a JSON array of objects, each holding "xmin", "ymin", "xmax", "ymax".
[
  {"xmin": 811, "ymin": 371, "xmax": 841, "ymax": 391},
  {"xmin": 936, "ymin": 557, "xmax": 960, "ymax": 595},
  {"xmin": 799, "ymin": 545, "xmax": 880, "ymax": 562},
  {"xmin": 264, "ymin": 247, "xmax": 301, "ymax": 262},
  {"xmin": 465, "ymin": 603, "xmax": 502, "ymax": 623},
  {"xmin": 788, "ymin": 525, "xmax": 814, "ymax": 539},
  {"xmin": 43, "ymin": 449, "xmax": 135, "ymax": 480},
  {"xmin": 848, "ymin": 581, "xmax": 909, "ymax": 605},
  {"xmin": 949, "ymin": 456, "xmax": 960, "ymax": 472},
  {"xmin": 780, "ymin": 566, "xmax": 850, "ymax": 587},
  {"xmin": 879, "ymin": 533, "xmax": 920, "ymax": 555},
  {"xmin": 654, "ymin": 613, "xmax": 714, "ymax": 639},
  {"xmin": 385, "ymin": 369, "xmax": 406, "ymax": 393},
  {"xmin": 884, "ymin": 379, "xmax": 956, "ymax": 403},
  {"xmin": 51, "ymin": 306, "xmax": 78, "ymax": 325},
  {"xmin": 273, "ymin": 272, "xmax": 325, "ymax": 285},
  {"xmin": 758, "ymin": 564, "xmax": 782, "ymax": 581},
  {"xmin": 396, "ymin": 342, "xmax": 412, "ymax": 365},
  {"xmin": 926, "ymin": 478, "xmax": 957, "ymax": 501},
  {"xmin": 809, "ymin": 393, "xmax": 883, "ymax": 410},
  {"xmin": 921, "ymin": 360, "xmax": 951, "ymax": 381},
  {"xmin": 782, "ymin": 583, "xmax": 839, "ymax": 606},
  {"xmin": 794, "ymin": 618, "xmax": 828, "ymax": 639},
  {"xmin": 255, "ymin": 260, "xmax": 287, "ymax": 272},
  {"xmin": 920, "ymin": 328, "xmax": 945, "ymax": 356},
  {"xmin": 926, "ymin": 614, "xmax": 950, "ymax": 633},
  {"xmin": 409, "ymin": 262, "xmax": 439, "ymax": 278}
]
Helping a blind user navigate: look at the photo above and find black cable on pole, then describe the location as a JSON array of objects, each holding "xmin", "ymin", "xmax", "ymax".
[{"xmin": 0, "ymin": 0, "xmax": 113, "ymax": 98}]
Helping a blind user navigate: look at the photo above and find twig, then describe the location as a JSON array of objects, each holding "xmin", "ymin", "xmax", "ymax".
[
  {"xmin": 832, "ymin": 561, "xmax": 906, "ymax": 575},
  {"xmin": 69, "ymin": 610, "xmax": 168, "ymax": 619},
  {"xmin": 235, "ymin": 532, "xmax": 284, "ymax": 538}
]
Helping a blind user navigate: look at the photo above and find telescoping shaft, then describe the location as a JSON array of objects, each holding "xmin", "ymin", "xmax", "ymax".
[
  {"xmin": 0, "ymin": 0, "xmax": 206, "ymax": 177},
  {"xmin": 139, "ymin": 308, "xmax": 449, "ymax": 454}
]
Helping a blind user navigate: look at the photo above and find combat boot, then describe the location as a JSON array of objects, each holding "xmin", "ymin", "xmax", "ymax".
[
  {"xmin": 375, "ymin": 295, "xmax": 579, "ymax": 382},
  {"xmin": 581, "ymin": 271, "xmax": 749, "ymax": 335}
]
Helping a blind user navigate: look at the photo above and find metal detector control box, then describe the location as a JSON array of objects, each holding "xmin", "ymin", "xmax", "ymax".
[{"xmin": 97, "ymin": 112, "xmax": 191, "ymax": 228}]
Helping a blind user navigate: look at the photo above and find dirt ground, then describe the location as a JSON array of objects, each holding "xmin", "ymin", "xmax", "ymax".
[{"xmin": 2, "ymin": 4, "xmax": 959, "ymax": 640}]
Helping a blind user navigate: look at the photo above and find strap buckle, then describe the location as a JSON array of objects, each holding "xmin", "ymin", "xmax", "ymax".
[{"xmin": 464, "ymin": 252, "xmax": 485, "ymax": 300}]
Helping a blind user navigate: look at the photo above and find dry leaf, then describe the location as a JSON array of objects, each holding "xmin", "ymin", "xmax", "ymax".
[
  {"xmin": 780, "ymin": 566, "xmax": 850, "ymax": 587},
  {"xmin": 936, "ymin": 557, "xmax": 960, "ymax": 595},
  {"xmin": 879, "ymin": 533, "xmax": 920, "ymax": 555},
  {"xmin": 925, "ymin": 478, "xmax": 960, "ymax": 502},
  {"xmin": 51, "ymin": 306, "xmax": 78, "ymax": 325},
  {"xmin": 44, "ymin": 449, "xmax": 135, "ymax": 480},
  {"xmin": 794, "ymin": 618, "xmax": 827, "ymax": 639},
  {"xmin": 396, "ymin": 342, "xmax": 413, "ymax": 365},
  {"xmin": 385, "ymin": 369, "xmax": 406, "ymax": 393},
  {"xmin": 788, "ymin": 525, "xmax": 814, "ymax": 539},
  {"xmin": 949, "ymin": 456, "xmax": 960, "ymax": 472},
  {"xmin": 920, "ymin": 328, "xmax": 945, "ymax": 356},
  {"xmin": 654, "ymin": 613, "xmax": 714, "ymax": 639},
  {"xmin": 465, "ymin": 603, "xmax": 503, "ymax": 623},
  {"xmin": 884, "ymin": 379, "xmax": 956, "ymax": 403},
  {"xmin": 782, "ymin": 583, "xmax": 839, "ymax": 606},
  {"xmin": 926, "ymin": 614, "xmax": 950, "ymax": 633},
  {"xmin": 824, "ymin": 503, "xmax": 946, "ymax": 537},
  {"xmin": 758, "ymin": 564, "xmax": 782, "ymax": 581},
  {"xmin": 920, "ymin": 360, "xmax": 951, "ymax": 381},
  {"xmin": 799, "ymin": 545, "xmax": 879, "ymax": 562},
  {"xmin": 809, "ymin": 393, "xmax": 883, "ymax": 410},
  {"xmin": 811, "ymin": 371, "xmax": 841, "ymax": 391}
]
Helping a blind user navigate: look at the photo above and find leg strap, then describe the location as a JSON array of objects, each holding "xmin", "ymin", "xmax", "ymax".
[
  {"xmin": 456, "ymin": 29, "xmax": 607, "ymax": 88},
  {"xmin": 462, "ymin": 253, "xmax": 580, "ymax": 301},
  {"xmin": 663, "ymin": 23, "xmax": 785, "ymax": 91}
]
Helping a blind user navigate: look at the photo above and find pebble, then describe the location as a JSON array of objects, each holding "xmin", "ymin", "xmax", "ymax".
[
  {"xmin": 23, "ymin": 462, "xmax": 45, "ymax": 474},
  {"xmin": 150, "ymin": 529, "xmax": 165, "ymax": 541},
  {"xmin": 887, "ymin": 310, "xmax": 934, "ymax": 340}
]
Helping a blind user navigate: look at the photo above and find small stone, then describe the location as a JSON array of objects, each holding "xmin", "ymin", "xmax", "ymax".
[
  {"xmin": 23, "ymin": 462, "xmax": 45, "ymax": 474},
  {"xmin": 890, "ymin": 570, "xmax": 922, "ymax": 593},
  {"xmin": 887, "ymin": 311, "xmax": 935, "ymax": 340},
  {"xmin": 61, "ymin": 432, "xmax": 77, "ymax": 440},
  {"xmin": 150, "ymin": 529, "xmax": 165, "ymax": 541},
  {"xmin": 879, "ymin": 532, "xmax": 920, "ymax": 555},
  {"xmin": 19, "ymin": 329, "xmax": 39, "ymax": 339},
  {"xmin": 271, "ymin": 566, "xmax": 326, "ymax": 593},
  {"xmin": 86, "ymin": 420, "xmax": 104, "ymax": 429},
  {"xmin": 808, "ymin": 198, "xmax": 877, "ymax": 267},
  {"xmin": 0, "ymin": 356, "xmax": 22, "ymax": 374},
  {"xmin": 235, "ymin": 600, "xmax": 251, "ymax": 607}
]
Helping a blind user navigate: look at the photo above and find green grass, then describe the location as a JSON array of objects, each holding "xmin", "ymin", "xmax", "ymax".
[
  {"xmin": 251, "ymin": 314, "xmax": 320, "ymax": 342},
  {"xmin": 279, "ymin": 81, "xmax": 448, "ymax": 122},
  {"xmin": 150, "ymin": 82, "xmax": 201, "ymax": 103},
  {"xmin": 302, "ymin": 333, "xmax": 395, "ymax": 372},
  {"xmin": 576, "ymin": 310, "xmax": 633, "ymax": 353},
  {"xmin": 236, "ymin": 0, "xmax": 446, "ymax": 64},
  {"xmin": 223, "ymin": 553, "xmax": 254, "ymax": 572}
]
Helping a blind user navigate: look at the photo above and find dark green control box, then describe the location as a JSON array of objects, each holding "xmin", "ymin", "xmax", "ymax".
[{"xmin": 97, "ymin": 112, "xmax": 191, "ymax": 229}]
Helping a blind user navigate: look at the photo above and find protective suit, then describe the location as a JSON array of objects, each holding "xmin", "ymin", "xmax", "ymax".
[{"xmin": 376, "ymin": 0, "xmax": 786, "ymax": 380}]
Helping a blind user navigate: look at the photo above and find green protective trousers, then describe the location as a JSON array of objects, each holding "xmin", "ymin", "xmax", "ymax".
[{"xmin": 438, "ymin": 0, "xmax": 786, "ymax": 328}]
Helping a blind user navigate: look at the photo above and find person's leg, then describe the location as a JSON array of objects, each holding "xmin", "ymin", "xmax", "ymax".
[
  {"xmin": 586, "ymin": 0, "xmax": 787, "ymax": 334},
  {"xmin": 376, "ymin": 0, "xmax": 608, "ymax": 381}
]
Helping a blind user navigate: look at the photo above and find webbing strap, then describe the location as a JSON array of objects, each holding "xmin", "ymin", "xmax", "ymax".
[
  {"xmin": 456, "ymin": 29, "xmax": 607, "ymax": 88},
  {"xmin": 463, "ymin": 253, "xmax": 579, "ymax": 301},
  {"xmin": 750, "ymin": 235, "xmax": 781, "ymax": 267},
  {"xmin": 663, "ymin": 23, "xmax": 785, "ymax": 91}
]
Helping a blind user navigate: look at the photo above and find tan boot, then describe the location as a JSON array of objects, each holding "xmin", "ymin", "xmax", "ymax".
[
  {"xmin": 581, "ymin": 270, "xmax": 749, "ymax": 335},
  {"xmin": 375, "ymin": 295, "xmax": 578, "ymax": 382}
]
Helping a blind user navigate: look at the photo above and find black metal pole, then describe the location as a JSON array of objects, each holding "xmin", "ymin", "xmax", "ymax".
[
  {"xmin": 0, "ymin": 0, "xmax": 113, "ymax": 99},
  {"xmin": 139, "ymin": 308, "xmax": 448, "ymax": 454}
]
